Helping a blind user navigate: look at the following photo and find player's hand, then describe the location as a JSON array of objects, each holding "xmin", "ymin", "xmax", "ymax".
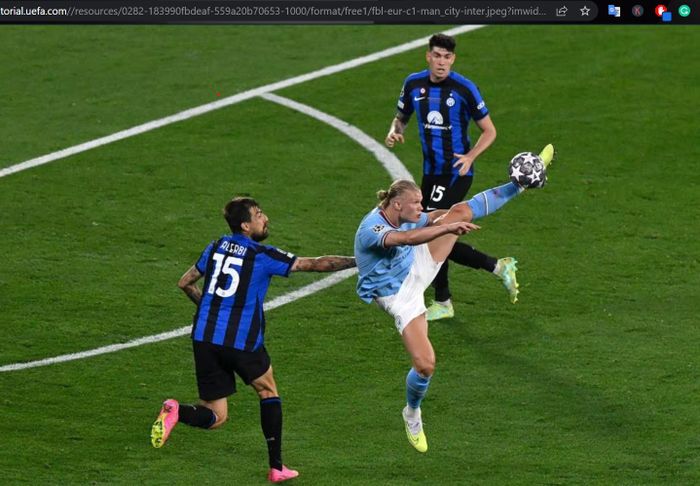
[
  {"xmin": 448, "ymin": 221, "xmax": 480, "ymax": 235},
  {"xmin": 385, "ymin": 132, "xmax": 404, "ymax": 148},
  {"xmin": 453, "ymin": 152, "xmax": 475, "ymax": 176}
]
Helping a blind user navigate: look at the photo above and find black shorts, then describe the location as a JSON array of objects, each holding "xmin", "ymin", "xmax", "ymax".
[
  {"xmin": 192, "ymin": 340, "xmax": 271, "ymax": 401},
  {"xmin": 421, "ymin": 174, "xmax": 474, "ymax": 211}
]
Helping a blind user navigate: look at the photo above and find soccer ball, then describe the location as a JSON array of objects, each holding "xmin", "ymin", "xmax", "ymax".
[{"xmin": 508, "ymin": 152, "xmax": 546, "ymax": 189}]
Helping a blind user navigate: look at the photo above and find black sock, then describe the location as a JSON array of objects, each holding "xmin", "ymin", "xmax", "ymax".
[
  {"xmin": 449, "ymin": 242, "xmax": 497, "ymax": 272},
  {"xmin": 432, "ymin": 261, "xmax": 451, "ymax": 302},
  {"xmin": 260, "ymin": 397, "xmax": 283, "ymax": 470},
  {"xmin": 178, "ymin": 404, "xmax": 216, "ymax": 429}
]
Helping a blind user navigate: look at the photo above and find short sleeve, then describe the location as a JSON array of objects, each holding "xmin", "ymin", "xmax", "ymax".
[
  {"xmin": 260, "ymin": 246, "xmax": 297, "ymax": 277},
  {"xmin": 465, "ymin": 83, "xmax": 489, "ymax": 121},
  {"xmin": 358, "ymin": 221, "xmax": 395, "ymax": 250},
  {"xmin": 396, "ymin": 78, "xmax": 414, "ymax": 119},
  {"xmin": 195, "ymin": 241, "xmax": 215, "ymax": 274}
]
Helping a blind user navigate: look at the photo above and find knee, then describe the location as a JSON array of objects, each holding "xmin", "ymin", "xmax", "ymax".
[
  {"xmin": 252, "ymin": 367, "xmax": 278, "ymax": 399},
  {"xmin": 449, "ymin": 202, "xmax": 472, "ymax": 222},
  {"xmin": 414, "ymin": 355, "xmax": 436, "ymax": 377},
  {"xmin": 209, "ymin": 411, "xmax": 228, "ymax": 429},
  {"xmin": 199, "ymin": 402, "xmax": 228, "ymax": 429}
]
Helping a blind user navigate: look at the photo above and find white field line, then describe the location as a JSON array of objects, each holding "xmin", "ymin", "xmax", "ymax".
[
  {"xmin": 0, "ymin": 98, "xmax": 395, "ymax": 373},
  {"xmin": 1, "ymin": 25, "xmax": 485, "ymax": 372},
  {"xmin": 0, "ymin": 98, "xmax": 402, "ymax": 373},
  {"xmin": 0, "ymin": 25, "xmax": 482, "ymax": 180},
  {"xmin": 261, "ymin": 93, "xmax": 413, "ymax": 181},
  {"xmin": 0, "ymin": 269, "xmax": 358, "ymax": 372}
]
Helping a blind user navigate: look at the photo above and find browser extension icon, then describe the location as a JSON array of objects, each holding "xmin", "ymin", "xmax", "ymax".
[{"xmin": 608, "ymin": 5, "xmax": 621, "ymax": 17}]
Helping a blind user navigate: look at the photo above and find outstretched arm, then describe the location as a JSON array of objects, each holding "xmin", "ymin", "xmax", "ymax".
[
  {"xmin": 178, "ymin": 265, "xmax": 203, "ymax": 305},
  {"xmin": 384, "ymin": 221, "xmax": 478, "ymax": 247},
  {"xmin": 291, "ymin": 256, "xmax": 356, "ymax": 272}
]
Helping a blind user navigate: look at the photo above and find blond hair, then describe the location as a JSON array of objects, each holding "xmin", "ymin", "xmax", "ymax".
[{"xmin": 376, "ymin": 179, "xmax": 420, "ymax": 209}]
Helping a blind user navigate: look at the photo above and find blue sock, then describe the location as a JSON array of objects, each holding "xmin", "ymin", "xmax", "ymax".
[
  {"xmin": 466, "ymin": 182, "xmax": 524, "ymax": 220},
  {"xmin": 406, "ymin": 367, "xmax": 431, "ymax": 409}
]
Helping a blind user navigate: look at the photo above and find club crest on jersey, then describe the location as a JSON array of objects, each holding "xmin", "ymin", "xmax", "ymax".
[
  {"xmin": 372, "ymin": 224, "xmax": 385, "ymax": 233},
  {"xmin": 446, "ymin": 97, "xmax": 455, "ymax": 107}
]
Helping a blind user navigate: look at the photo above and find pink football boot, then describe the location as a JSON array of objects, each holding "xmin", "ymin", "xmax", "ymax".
[
  {"xmin": 151, "ymin": 399, "xmax": 179, "ymax": 448},
  {"xmin": 267, "ymin": 465, "xmax": 299, "ymax": 483}
]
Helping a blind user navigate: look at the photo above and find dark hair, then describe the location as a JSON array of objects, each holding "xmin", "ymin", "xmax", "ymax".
[
  {"xmin": 223, "ymin": 197, "xmax": 258, "ymax": 233},
  {"xmin": 377, "ymin": 179, "xmax": 420, "ymax": 209},
  {"xmin": 429, "ymin": 33, "xmax": 456, "ymax": 52}
]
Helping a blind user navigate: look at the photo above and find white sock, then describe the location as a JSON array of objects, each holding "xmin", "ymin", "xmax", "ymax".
[
  {"xmin": 493, "ymin": 260, "xmax": 503, "ymax": 274},
  {"xmin": 404, "ymin": 405, "xmax": 421, "ymax": 420}
]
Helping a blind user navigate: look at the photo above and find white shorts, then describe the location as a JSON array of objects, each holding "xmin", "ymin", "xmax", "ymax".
[{"xmin": 375, "ymin": 244, "xmax": 443, "ymax": 334}]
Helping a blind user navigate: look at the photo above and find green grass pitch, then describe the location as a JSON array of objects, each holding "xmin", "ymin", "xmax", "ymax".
[{"xmin": 1, "ymin": 25, "xmax": 699, "ymax": 484}]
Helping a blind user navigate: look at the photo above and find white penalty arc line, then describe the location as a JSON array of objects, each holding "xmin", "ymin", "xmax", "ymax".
[
  {"xmin": 261, "ymin": 93, "xmax": 413, "ymax": 181},
  {"xmin": 0, "ymin": 25, "xmax": 483, "ymax": 180},
  {"xmin": 0, "ymin": 269, "xmax": 358, "ymax": 372},
  {"xmin": 1, "ymin": 96, "xmax": 400, "ymax": 372},
  {"xmin": 1, "ymin": 26, "xmax": 485, "ymax": 372},
  {"xmin": 0, "ymin": 96, "xmax": 409, "ymax": 373}
]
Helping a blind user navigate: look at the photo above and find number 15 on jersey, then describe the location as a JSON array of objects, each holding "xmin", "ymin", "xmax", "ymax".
[{"xmin": 207, "ymin": 253, "xmax": 243, "ymax": 298}]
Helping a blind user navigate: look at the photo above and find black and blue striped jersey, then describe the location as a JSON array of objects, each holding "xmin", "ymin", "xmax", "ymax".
[
  {"xmin": 191, "ymin": 233, "xmax": 296, "ymax": 352},
  {"xmin": 396, "ymin": 70, "xmax": 489, "ymax": 177}
]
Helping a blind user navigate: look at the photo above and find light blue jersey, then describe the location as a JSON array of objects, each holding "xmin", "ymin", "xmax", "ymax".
[{"xmin": 354, "ymin": 208, "xmax": 430, "ymax": 303}]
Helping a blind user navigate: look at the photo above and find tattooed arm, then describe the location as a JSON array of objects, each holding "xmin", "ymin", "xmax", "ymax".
[
  {"xmin": 178, "ymin": 265, "xmax": 203, "ymax": 305},
  {"xmin": 290, "ymin": 256, "xmax": 356, "ymax": 272},
  {"xmin": 385, "ymin": 113, "xmax": 408, "ymax": 148}
]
